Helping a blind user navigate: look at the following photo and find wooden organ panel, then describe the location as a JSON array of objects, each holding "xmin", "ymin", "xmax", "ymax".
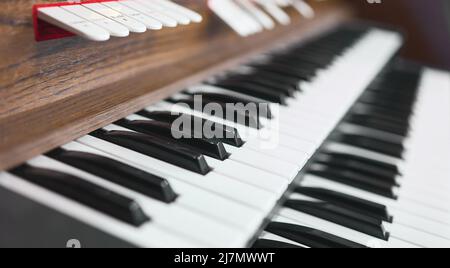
[{"xmin": 0, "ymin": 0, "xmax": 352, "ymax": 171}]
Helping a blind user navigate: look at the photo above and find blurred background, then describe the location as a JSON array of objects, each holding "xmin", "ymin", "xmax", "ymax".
[{"xmin": 347, "ymin": 0, "xmax": 450, "ymax": 70}]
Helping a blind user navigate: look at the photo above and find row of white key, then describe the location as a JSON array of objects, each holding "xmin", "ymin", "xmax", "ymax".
[
  {"xmin": 208, "ymin": 0, "xmax": 314, "ymax": 36},
  {"xmin": 37, "ymin": 0, "xmax": 202, "ymax": 41},
  {"xmin": 155, "ymin": 29, "xmax": 403, "ymax": 174},
  {"xmin": 267, "ymin": 68, "xmax": 450, "ymax": 248}
]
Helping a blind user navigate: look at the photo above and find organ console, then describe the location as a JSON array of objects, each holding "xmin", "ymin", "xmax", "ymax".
[{"xmin": 0, "ymin": 0, "xmax": 449, "ymax": 249}]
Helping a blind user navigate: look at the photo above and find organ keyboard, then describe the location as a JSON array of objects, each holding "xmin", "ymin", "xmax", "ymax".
[{"xmin": 0, "ymin": 1, "xmax": 449, "ymax": 249}]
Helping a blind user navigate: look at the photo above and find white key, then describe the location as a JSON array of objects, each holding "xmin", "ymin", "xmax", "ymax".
[
  {"xmin": 399, "ymin": 178, "xmax": 450, "ymax": 199},
  {"xmin": 136, "ymin": 0, "xmax": 190, "ymax": 25},
  {"xmin": 226, "ymin": 147, "xmax": 300, "ymax": 180},
  {"xmin": 259, "ymin": 231, "xmax": 307, "ymax": 247},
  {"xmin": 153, "ymin": 101, "xmax": 319, "ymax": 155},
  {"xmin": 269, "ymin": 118, "xmax": 330, "ymax": 145},
  {"xmin": 121, "ymin": 0, "xmax": 178, "ymax": 27},
  {"xmin": 325, "ymin": 143, "xmax": 403, "ymax": 168},
  {"xmin": 240, "ymin": 142, "xmax": 310, "ymax": 168},
  {"xmin": 230, "ymin": 0, "xmax": 265, "ymax": 35},
  {"xmin": 61, "ymin": 5, "xmax": 130, "ymax": 37},
  {"xmin": 26, "ymin": 156, "xmax": 247, "ymax": 247},
  {"xmin": 235, "ymin": 0, "xmax": 275, "ymax": 30},
  {"xmin": 37, "ymin": 7, "xmax": 110, "ymax": 41},
  {"xmin": 154, "ymin": 0, "xmax": 203, "ymax": 23},
  {"xmin": 386, "ymin": 223, "xmax": 450, "ymax": 248},
  {"xmin": 389, "ymin": 210, "xmax": 450, "ymax": 242},
  {"xmin": 290, "ymin": 0, "xmax": 315, "ymax": 19},
  {"xmin": 83, "ymin": 3, "xmax": 146, "ymax": 33},
  {"xmin": 222, "ymin": 139, "xmax": 309, "ymax": 168},
  {"xmin": 396, "ymin": 186, "xmax": 450, "ymax": 213},
  {"xmin": 255, "ymin": 0, "xmax": 291, "ymax": 25},
  {"xmin": 0, "ymin": 172, "xmax": 198, "ymax": 248},
  {"xmin": 206, "ymin": 156, "xmax": 288, "ymax": 194},
  {"xmin": 101, "ymin": 2, "xmax": 163, "ymax": 30},
  {"xmin": 274, "ymin": 0, "xmax": 291, "ymax": 6},
  {"xmin": 208, "ymin": 0, "xmax": 261, "ymax": 36}
]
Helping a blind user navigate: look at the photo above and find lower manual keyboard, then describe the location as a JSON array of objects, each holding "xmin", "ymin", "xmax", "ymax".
[{"xmin": 254, "ymin": 63, "xmax": 450, "ymax": 248}]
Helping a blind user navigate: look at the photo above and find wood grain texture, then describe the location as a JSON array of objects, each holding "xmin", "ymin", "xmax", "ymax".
[{"xmin": 0, "ymin": 0, "xmax": 353, "ymax": 171}]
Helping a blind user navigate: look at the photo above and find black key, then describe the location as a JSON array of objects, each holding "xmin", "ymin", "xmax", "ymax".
[
  {"xmin": 280, "ymin": 53, "xmax": 335, "ymax": 68},
  {"xmin": 137, "ymin": 111, "xmax": 245, "ymax": 147},
  {"xmin": 295, "ymin": 187, "xmax": 392, "ymax": 222},
  {"xmin": 355, "ymin": 102, "xmax": 412, "ymax": 119},
  {"xmin": 370, "ymin": 71, "xmax": 421, "ymax": 93},
  {"xmin": 168, "ymin": 95, "xmax": 262, "ymax": 129},
  {"xmin": 116, "ymin": 118, "xmax": 229, "ymax": 160},
  {"xmin": 209, "ymin": 80, "xmax": 288, "ymax": 104},
  {"xmin": 359, "ymin": 98, "xmax": 414, "ymax": 115},
  {"xmin": 289, "ymin": 43, "xmax": 349, "ymax": 58},
  {"xmin": 368, "ymin": 86, "xmax": 419, "ymax": 99},
  {"xmin": 364, "ymin": 89, "xmax": 418, "ymax": 102},
  {"xmin": 363, "ymin": 90, "xmax": 414, "ymax": 101},
  {"xmin": 186, "ymin": 91, "xmax": 273, "ymax": 119},
  {"xmin": 291, "ymin": 45, "xmax": 339, "ymax": 56},
  {"xmin": 309, "ymin": 163, "xmax": 398, "ymax": 199},
  {"xmin": 246, "ymin": 70, "xmax": 302, "ymax": 90},
  {"xmin": 320, "ymin": 151, "xmax": 401, "ymax": 176},
  {"xmin": 358, "ymin": 93, "xmax": 415, "ymax": 113},
  {"xmin": 264, "ymin": 58, "xmax": 319, "ymax": 76},
  {"xmin": 258, "ymin": 61, "xmax": 317, "ymax": 78},
  {"xmin": 346, "ymin": 114, "xmax": 410, "ymax": 137},
  {"xmin": 360, "ymin": 92, "xmax": 415, "ymax": 104},
  {"xmin": 252, "ymin": 239, "xmax": 304, "ymax": 249},
  {"xmin": 352, "ymin": 104, "xmax": 412, "ymax": 124},
  {"xmin": 247, "ymin": 63, "xmax": 312, "ymax": 82},
  {"xmin": 332, "ymin": 134, "xmax": 406, "ymax": 159},
  {"xmin": 268, "ymin": 54, "xmax": 324, "ymax": 70},
  {"xmin": 310, "ymin": 162, "xmax": 397, "ymax": 189},
  {"xmin": 347, "ymin": 119, "xmax": 409, "ymax": 137},
  {"xmin": 284, "ymin": 200, "xmax": 389, "ymax": 240},
  {"xmin": 272, "ymin": 49, "xmax": 327, "ymax": 63},
  {"xmin": 290, "ymin": 43, "xmax": 345, "ymax": 56},
  {"xmin": 314, "ymin": 153, "xmax": 399, "ymax": 185},
  {"xmin": 91, "ymin": 129, "xmax": 212, "ymax": 175},
  {"xmin": 219, "ymin": 76, "xmax": 297, "ymax": 97},
  {"xmin": 266, "ymin": 222, "xmax": 366, "ymax": 248},
  {"xmin": 47, "ymin": 148, "xmax": 178, "ymax": 203},
  {"xmin": 321, "ymin": 151, "xmax": 401, "ymax": 175},
  {"xmin": 352, "ymin": 109, "xmax": 410, "ymax": 127},
  {"xmin": 11, "ymin": 165, "xmax": 150, "ymax": 227}
]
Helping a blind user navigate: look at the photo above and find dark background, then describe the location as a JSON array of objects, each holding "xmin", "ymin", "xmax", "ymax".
[{"xmin": 348, "ymin": 0, "xmax": 450, "ymax": 70}]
